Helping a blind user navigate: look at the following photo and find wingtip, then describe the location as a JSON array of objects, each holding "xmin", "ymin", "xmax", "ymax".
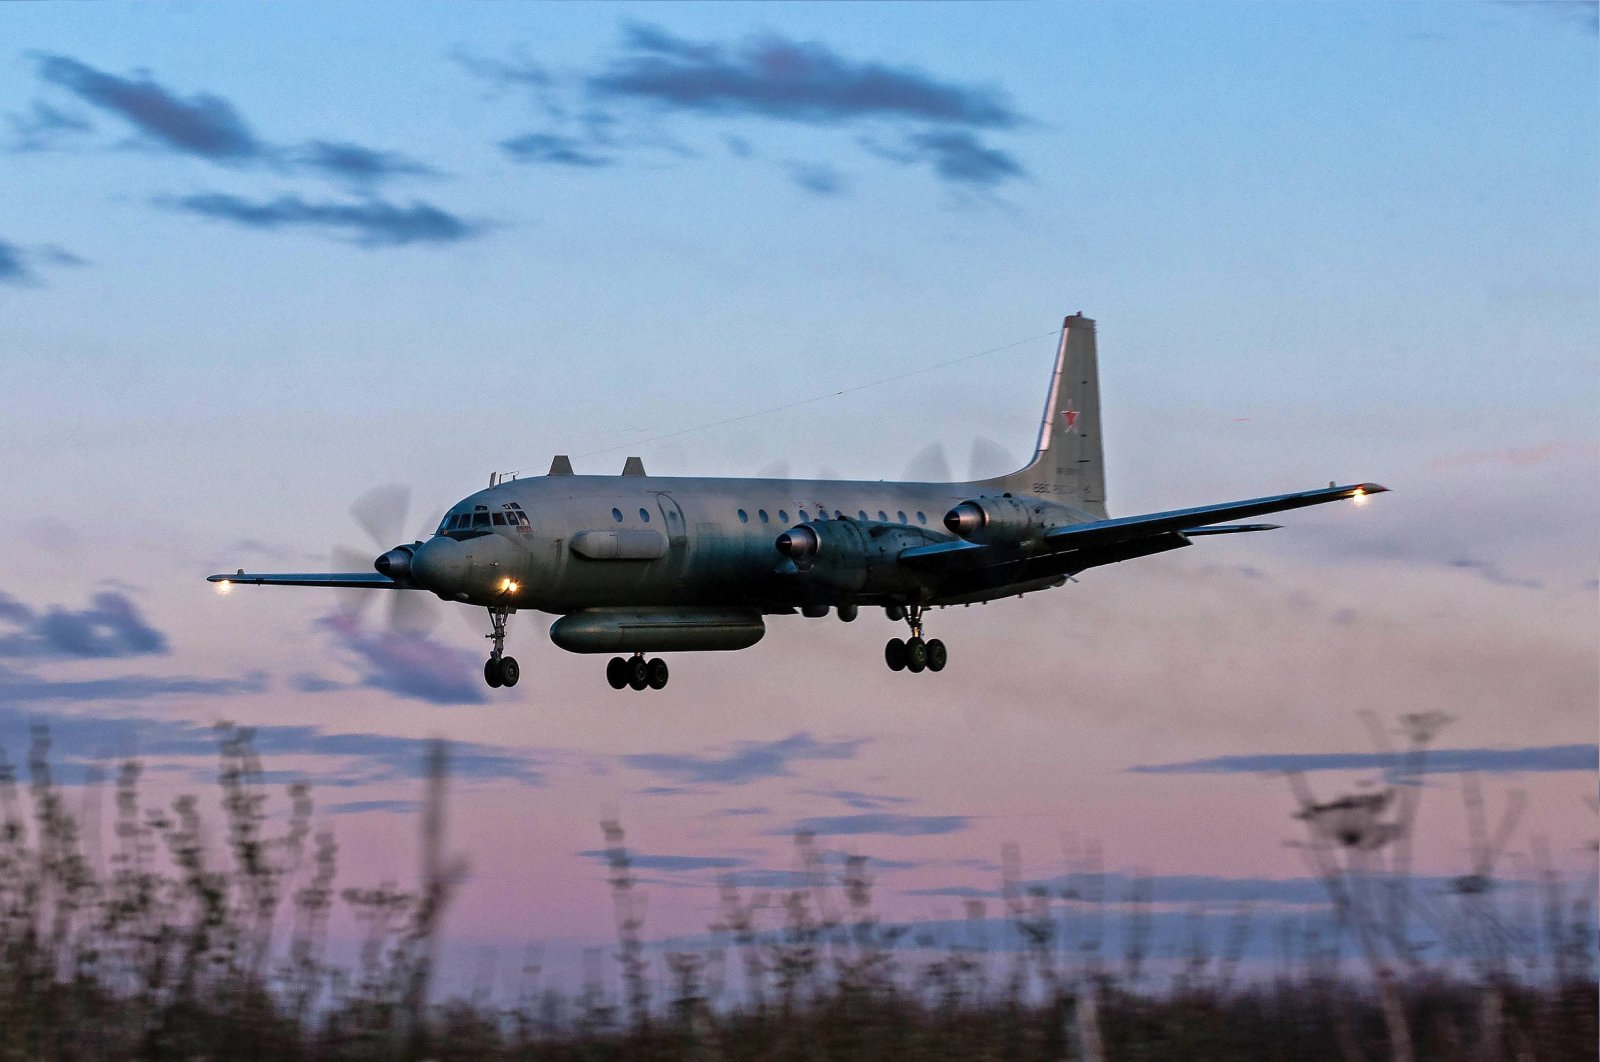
[{"xmin": 1359, "ymin": 482, "xmax": 1389, "ymax": 494}]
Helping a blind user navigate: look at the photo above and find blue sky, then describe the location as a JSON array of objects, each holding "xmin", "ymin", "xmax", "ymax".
[{"xmin": 0, "ymin": 2, "xmax": 1595, "ymax": 965}]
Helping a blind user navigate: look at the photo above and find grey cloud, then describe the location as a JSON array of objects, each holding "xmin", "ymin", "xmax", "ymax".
[
  {"xmin": 37, "ymin": 53, "xmax": 263, "ymax": 160},
  {"xmin": 7, "ymin": 100, "xmax": 93, "ymax": 151},
  {"xmin": 714, "ymin": 805, "xmax": 769, "ymax": 817},
  {"xmin": 779, "ymin": 813, "xmax": 970, "ymax": 837},
  {"xmin": 294, "ymin": 140, "xmax": 437, "ymax": 185},
  {"xmin": 289, "ymin": 672, "xmax": 345, "ymax": 693},
  {"xmin": 0, "ymin": 589, "xmax": 167, "ymax": 659},
  {"xmin": 866, "ymin": 130, "xmax": 1026, "ymax": 188},
  {"xmin": 576, "ymin": 850, "xmax": 749, "ymax": 872},
  {"xmin": 500, "ymin": 132, "xmax": 615, "ymax": 168},
  {"xmin": 1129, "ymin": 744, "xmax": 1599, "ymax": 777},
  {"xmin": 785, "ymin": 161, "xmax": 847, "ymax": 196},
  {"xmin": 0, "ymin": 709, "xmax": 544, "ymax": 788},
  {"xmin": 0, "ymin": 239, "xmax": 87, "ymax": 288},
  {"xmin": 33, "ymin": 55, "xmax": 439, "ymax": 190},
  {"xmin": 805, "ymin": 788, "xmax": 912, "ymax": 811},
  {"xmin": 165, "ymin": 193, "xmax": 487, "ymax": 249},
  {"xmin": 323, "ymin": 799, "xmax": 423, "ymax": 815},
  {"xmin": 591, "ymin": 24, "xmax": 1021, "ymax": 128},
  {"xmin": 0, "ymin": 667, "xmax": 265, "ymax": 704},
  {"xmin": 624, "ymin": 731, "xmax": 866, "ymax": 786},
  {"xmin": 1446, "ymin": 558, "xmax": 1542, "ymax": 589},
  {"xmin": 316, "ymin": 612, "xmax": 486, "ymax": 705}
]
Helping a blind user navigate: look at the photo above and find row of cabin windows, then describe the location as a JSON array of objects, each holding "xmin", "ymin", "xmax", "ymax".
[{"xmin": 606, "ymin": 506, "xmax": 927, "ymax": 527}]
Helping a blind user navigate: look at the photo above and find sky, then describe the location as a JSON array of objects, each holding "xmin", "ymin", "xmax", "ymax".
[{"xmin": 1, "ymin": 2, "xmax": 1596, "ymax": 990}]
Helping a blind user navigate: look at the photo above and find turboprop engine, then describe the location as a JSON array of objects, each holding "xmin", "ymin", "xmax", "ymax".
[
  {"xmin": 774, "ymin": 519, "xmax": 947, "ymax": 595},
  {"xmin": 942, "ymin": 494, "xmax": 1082, "ymax": 547}
]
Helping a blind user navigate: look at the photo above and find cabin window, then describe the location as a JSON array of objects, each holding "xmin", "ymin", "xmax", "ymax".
[
  {"xmin": 639, "ymin": 508, "xmax": 650, "ymax": 522},
  {"xmin": 916, "ymin": 511, "xmax": 927, "ymax": 525},
  {"xmin": 491, "ymin": 512, "xmax": 507, "ymax": 526},
  {"xmin": 612, "ymin": 508, "xmax": 623, "ymax": 523},
  {"xmin": 799, "ymin": 509, "xmax": 810, "ymax": 522},
  {"xmin": 857, "ymin": 510, "xmax": 868, "ymax": 521},
  {"xmin": 758, "ymin": 509, "xmax": 769, "ymax": 523},
  {"xmin": 835, "ymin": 510, "xmax": 844, "ymax": 520},
  {"xmin": 897, "ymin": 511, "xmax": 907, "ymax": 524},
  {"xmin": 778, "ymin": 510, "xmax": 790, "ymax": 523},
  {"xmin": 737, "ymin": 509, "xmax": 749, "ymax": 523},
  {"xmin": 877, "ymin": 510, "xmax": 888, "ymax": 522}
]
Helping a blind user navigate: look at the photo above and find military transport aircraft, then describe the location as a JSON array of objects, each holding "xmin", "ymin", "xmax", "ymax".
[{"xmin": 209, "ymin": 312, "xmax": 1385, "ymax": 692}]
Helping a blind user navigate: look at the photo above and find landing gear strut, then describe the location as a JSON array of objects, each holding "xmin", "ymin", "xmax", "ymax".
[
  {"xmin": 884, "ymin": 604, "xmax": 947, "ymax": 675},
  {"xmin": 607, "ymin": 653, "xmax": 669, "ymax": 692},
  {"xmin": 483, "ymin": 605, "xmax": 520, "ymax": 688}
]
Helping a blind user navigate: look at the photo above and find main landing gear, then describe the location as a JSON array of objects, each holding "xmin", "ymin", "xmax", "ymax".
[
  {"xmin": 883, "ymin": 604, "xmax": 947, "ymax": 675},
  {"xmin": 606, "ymin": 653, "xmax": 669, "ymax": 692},
  {"xmin": 483, "ymin": 605, "xmax": 520, "ymax": 688}
]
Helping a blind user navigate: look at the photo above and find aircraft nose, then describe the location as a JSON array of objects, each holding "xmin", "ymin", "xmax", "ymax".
[{"xmin": 410, "ymin": 536, "xmax": 468, "ymax": 596}]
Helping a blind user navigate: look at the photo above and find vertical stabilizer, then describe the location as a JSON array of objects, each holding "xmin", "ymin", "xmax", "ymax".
[{"xmin": 974, "ymin": 313, "xmax": 1107, "ymax": 517}]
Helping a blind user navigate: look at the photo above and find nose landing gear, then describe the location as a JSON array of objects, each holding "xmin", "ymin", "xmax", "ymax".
[
  {"xmin": 483, "ymin": 605, "xmax": 520, "ymax": 688},
  {"xmin": 884, "ymin": 605, "xmax": 947, "ymax": 675},
  {"xmin": 607, "ymin": 653, "xmax": 669, "ymax": 691}
]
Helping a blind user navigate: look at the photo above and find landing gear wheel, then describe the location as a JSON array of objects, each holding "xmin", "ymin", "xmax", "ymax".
[
  {"xmin": 498, "ymin": 656, "xmax": 520, "ymax": 687},
  {"xmin": 484, "ymin": 657, "xmax": 504, "ymax": 688},
  {"xmin": 905, "ymin": 636, "xmax": 928, "ymax": 673},
  {"xmin": 925, "ymin": 639, "xmax": 947, "ymax": 673},
  {"xmin": 885, "ymin": 638, "xmax": 908, "ymax": 672},
  {"xmin": 836, "ymin": 604, "xmax": 858, "ymax": 622},
  {"xmin": 627, "ymin": 656, "xmax": 649, "ymax": 691},
  {"xmin": 606, "ymin": 657, "xmax": 629, "ymax": 690},
  {"xmin": 646, "ymin": 658, "xmax": 669, "ymax": 690}
]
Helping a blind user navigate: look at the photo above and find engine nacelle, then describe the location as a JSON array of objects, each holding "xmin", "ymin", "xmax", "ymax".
[
  {"xmin": 942, "ymin": 495, "xmax": 1081, "ymax": 546},
  {"xmin": 775, "ymin": 519, "xmax": 946, "ymax": 594}
]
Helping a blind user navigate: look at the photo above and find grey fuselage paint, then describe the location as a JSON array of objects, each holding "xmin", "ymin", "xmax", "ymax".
[{"xmin": 418, "ymin": 473, "xmax": 1104, "ymax": 616}]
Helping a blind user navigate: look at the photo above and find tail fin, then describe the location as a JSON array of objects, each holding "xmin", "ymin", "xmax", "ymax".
[{"xmin": 974, "ymin": 312, "xmax": 1107, "ymax": 517}]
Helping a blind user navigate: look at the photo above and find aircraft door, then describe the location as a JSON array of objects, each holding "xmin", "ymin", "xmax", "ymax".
[{"xmin": 655, "ymin": 493, "xmax": 689, "ymax": 566}]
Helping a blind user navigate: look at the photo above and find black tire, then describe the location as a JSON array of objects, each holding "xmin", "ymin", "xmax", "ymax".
[
  {"xmin": 905, "ymin": 636, "xmax": 928, "ymax": 673},
  {"xmin": 836, "ymin": 604, "xmax": 858, "ymax": 622},
  {"xmin": 646, "ymin": 658, "xmax": 669, "ymax": 690},
  {"xmin": 606, "ymin": 657, "xmax": 629, "ymax": 690},
  {"xmin": 885, "ymin": 604, "xmax": 906, "ymax": 621},
  {"xmin": 885, "ymin": 638, "xmax": 908, "ymax": 672},
  {"xmin": 627, "ymin": 656, "xmax": 649, "ymax": 691},
  {"xmin": 484, "ymin": 657, "xmax": 504, "ymax": 688},
  {"xmin": 499, "ymin": 656, "xmax": 520, "ymax": 687},
  {"xmin": 925, "ymin": 639, "xmax": 947, "ymax": 673}
]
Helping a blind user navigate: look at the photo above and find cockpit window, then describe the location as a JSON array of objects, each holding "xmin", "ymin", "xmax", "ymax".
[
  {"xmin": 492, "ymin": 512, "xmax": 506, "ymax": 526},
  {"xmin": 472, "ymin": 512, "xmax": 490, "ymax": 529}
]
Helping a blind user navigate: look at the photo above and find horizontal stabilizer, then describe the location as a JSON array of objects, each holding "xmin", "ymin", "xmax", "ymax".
[{"xmin": 208, "ymin": 571, "xmax": 402, "ymax": 589}]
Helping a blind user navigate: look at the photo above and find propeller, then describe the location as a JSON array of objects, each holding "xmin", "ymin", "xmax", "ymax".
[
  {"xmin": 903, "ymin": 443, "xmax": 952, "ymax": 483},
  {"xmin": 335, "ymin": 484, "xmax": 441, "ymax": 634},
  {"xmin": 967, "ymin": 436, "xmax": 1019, "ymax": 480}
]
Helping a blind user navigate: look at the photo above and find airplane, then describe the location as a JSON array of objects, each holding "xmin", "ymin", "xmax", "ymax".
[{"xmin": 209, "ymin": 312, "xmax": 1385, "ymax": 692}]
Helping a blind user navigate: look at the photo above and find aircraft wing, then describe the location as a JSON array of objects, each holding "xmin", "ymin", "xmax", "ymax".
[
  {"xmin": 208, "ymin": 571, "xmax": 402, "ymax": 589},
  {"xmin": 900, "ymin": 482, "xmax": 1385, "ymax": 576}
]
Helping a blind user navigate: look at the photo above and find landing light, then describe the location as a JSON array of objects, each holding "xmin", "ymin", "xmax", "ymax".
[
  {"xmin": 215, "ymin": 580, "xmax": 233, "ymax": 595},
  {"xmin": 501, "ymin": 578, "xmax": 520, "ymax": 594},
  {"xmin": 1352, "ymin": 487, "xmax": 1368, "ymax": 506}
]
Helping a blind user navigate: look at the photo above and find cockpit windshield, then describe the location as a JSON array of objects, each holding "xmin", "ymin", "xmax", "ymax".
[{"xmin": 436, "ymin": 503, "xmax": 530, "ymax": 536}]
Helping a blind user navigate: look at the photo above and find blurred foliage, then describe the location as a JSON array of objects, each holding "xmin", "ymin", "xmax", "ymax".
[{"xmin": 0, "ymin": 723, "xmax": 1593, "ymax": 1061}]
